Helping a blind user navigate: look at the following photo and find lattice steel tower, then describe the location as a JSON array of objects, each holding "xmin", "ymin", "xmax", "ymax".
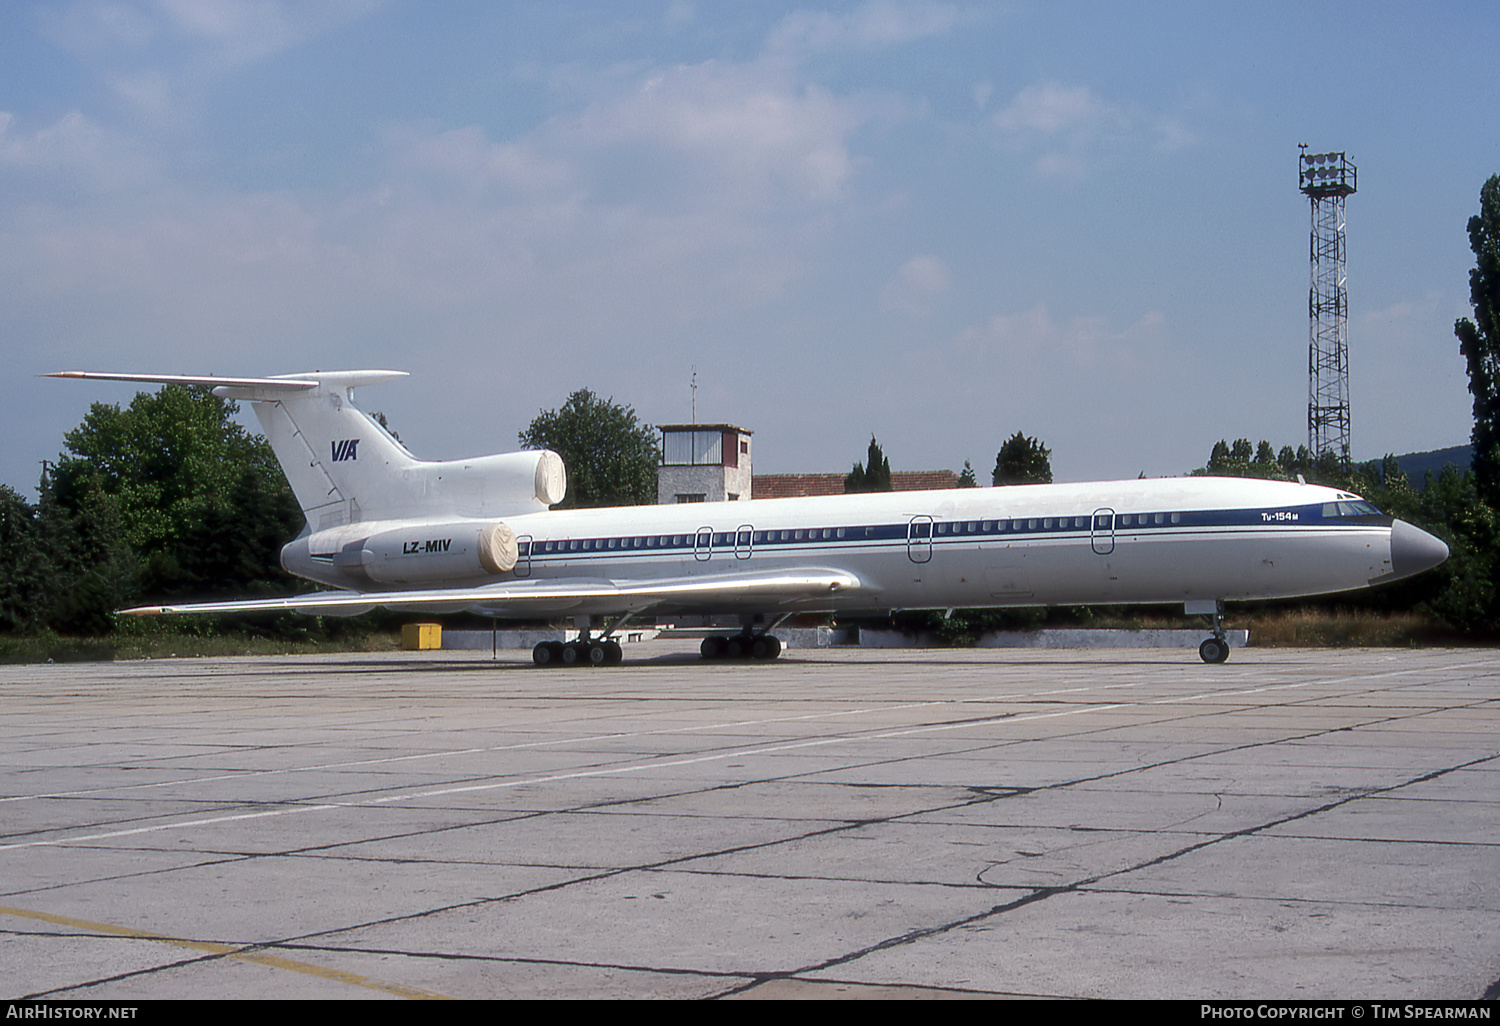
[{"xmin": 1299, "ymin": 146, "xmax": 1357, "ymax": 464}]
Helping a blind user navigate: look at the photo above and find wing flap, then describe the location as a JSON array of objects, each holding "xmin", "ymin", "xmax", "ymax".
[{"xmin": 120, "ymin": 568, "xmax": 861, "ymax": 618}]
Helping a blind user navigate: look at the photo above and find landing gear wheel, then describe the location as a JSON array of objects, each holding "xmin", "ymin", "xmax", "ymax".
[
  {"xmin": 560, "ymin": 642, "xmax": 583, "ymax": 666},
  {"xmin": 532, "ymin": 641, "xmax": 557, "ymax": 667},
  {"xmin": 603, "ymin": 640, "xmax": 623, "ymax": 665},
  {"xmin": 725, "ymin": 636, "xmax": 748, "ymax": 659},
  {"xmin": 751, "ymin": 635, "xmax": 782, "ymax": 660},
  {"xmin": 1199, "ymin": 637, "xmax": 1230, "ymax": 664},
  {"xmin": 701, "ymin": 636, "xmax": 726, "ymax": 660},
  {"xmin": 587, "ymin": 642, "xmax": 609, "ymax": 666}
]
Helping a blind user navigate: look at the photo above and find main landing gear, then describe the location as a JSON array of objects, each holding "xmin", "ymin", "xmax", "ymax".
[
  {"xmin": 699, "ymin": 632, "xmax": 783, "ymax": 661},
  {"xmin": 532, "ymin": 638, "xmax": 622, "ymax": 667},
  {"xmin": 532, "ymin": 614, "xmax": 631, "ymax": 668},
  {"xmin": 700, "ymin": 615, "xmax": 790, "ymax": 662}
]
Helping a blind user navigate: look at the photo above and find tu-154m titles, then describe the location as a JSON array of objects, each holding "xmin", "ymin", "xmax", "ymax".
[{"xmin": 48, "ymin": 370, "xmax": 1450, "ymax": 665}]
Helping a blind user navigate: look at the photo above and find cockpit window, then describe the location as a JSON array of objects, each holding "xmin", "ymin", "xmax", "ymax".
[{"xmin": 1323, "ymin": 500, "xmax": 1383, "ymax": 517}]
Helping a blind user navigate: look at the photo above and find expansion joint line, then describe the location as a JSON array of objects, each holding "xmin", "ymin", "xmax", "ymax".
[
  {"xmin": 0, "ymin": 904, "xmax": 453, "ymax": 1000},
  {"xmin": 720, "ymin": 749, "xmax": 1500, "ymax": 998}
]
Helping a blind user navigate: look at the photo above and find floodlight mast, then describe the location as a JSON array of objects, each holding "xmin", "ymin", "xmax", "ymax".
[{"xmin": 1299, "ymin": 145, "xmax": 1357, "ymax": 467}]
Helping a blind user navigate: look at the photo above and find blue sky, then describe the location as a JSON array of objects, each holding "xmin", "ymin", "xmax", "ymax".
[{"xmin": 3, "ymin": 1, "xmax": 1496, "ymax": 497}]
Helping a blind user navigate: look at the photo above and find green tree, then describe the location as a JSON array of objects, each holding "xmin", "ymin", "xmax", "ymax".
[
  {"xmin": 1455, "ymin": 174, "xmax": 1500, "ymax": 508},
  {"xmin": 519, "ymin": 390, "xmax": 659, "ymax": 507},
  {"xmin": 957, "ymin": 460, "xmax": 977, "ymax": 488},
  {"xmin": 49, "ymin": 385, "xmax": 301, "ymax": 604},
  {"xmin": 0, "ymin": 485, "xmax": 45, "ymax": 634},
  {"xmin": 845, "ymin": 436, "xmax": 892, "ymax": 493},
  {"xmin": 1199, "ymin": 438, "xmax": 1293, "ymax": 480},
  {"xmin": 34, "ymin": 470, "xmax": 139, "ymax": 635},
  {"xmin": 992, "ymin": 432, "xmax": 1052, "ymax": 485},
  {"xmin": 1412, "ymin": 466, "xmax": 1498, "ymax": 633}
]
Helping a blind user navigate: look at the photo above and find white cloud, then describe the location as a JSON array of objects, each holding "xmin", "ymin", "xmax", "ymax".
[
  {"xmin": 43, "ymin": 0, "xmax": 378, "ymax": 63},
  {"xmin": 386, "ymin": 124, "xmax": 578, "ymax": 198},
  {"xmin": 39, "ymin": 0, "xmax": 382, "ymax": 126},
  {"xmin": 37, "ymin": 2, "xmax": 159, "ymax": 54},
  {"xmin": 108, "ymin": 69, "xmax": 174, "ymax": 124},
  {"xmin": 159, "ymin": 0, "xmax": 379, "ymax": 64},
  {"xmin": 390, "ymin": 56, "xmax": 894, "ymax": 214},
  {"xmin": 664, "ymin": 1, "xmax": 695, "ymax": 31},
  {"xmin": 568, "ymin": 61, "xmax": 876, "ymax": 207},
  {"xmin": 880, "ymin": 254, "xmax": 950, "ymax": 315},
  {"xmin": 0, "ymin": 109, "xmax": 161, "ymax": 190},
  {"xmin": 769, "ymin": 1, "xmax": 959, "ymax": 54},
  {"xmin": 991, "ymin": 81, "xmax": 1197, "ymax": 180},
  {"xmin": 1354, "ymin": 291, "xmax": 1473, "ymax": 456},
  {"xmin": 993, "ymin": 83, "xmax": 1108, "ymax": 136},
  {"xmin": 0, "ymin": 50, "xmax": 888, "ymax": 393},
  {"xmin": 954, "ymin": 304, "xmax": 1166, "ymax": 368},
  {"xmin": 0, "ymin": 5, "xmax": 951, "ymax": 479}
]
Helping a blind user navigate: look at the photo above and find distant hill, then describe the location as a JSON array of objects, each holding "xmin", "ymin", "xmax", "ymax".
[{"xmin": 1392, "ymin": 445, "xmax": 1471, "ymax": 485}]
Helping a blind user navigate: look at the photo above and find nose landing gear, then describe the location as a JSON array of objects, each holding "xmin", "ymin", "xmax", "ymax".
[
  {"xmin": 1187, "ymin": 599, "xmax": 1231, "ymax": 664},
  {"xmin": 1198, "ymin": 635, "xmax": 1230, "ymax": 664}
]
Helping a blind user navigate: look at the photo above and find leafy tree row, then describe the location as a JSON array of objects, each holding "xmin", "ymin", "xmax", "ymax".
[
  {"xmin": 845, "ymin": 436, "xmax": 892, "ymax": 493},
  {"xmin": 1, "ymin": 386, "xmax": 304, "ymax": 637},
  {"xmin": 518, "ymin": 389, "xmax": 659, "ymax": 508},
  {"xmin": 847, "ymin": 432, "xmax": 1053, "ymax": 493}
]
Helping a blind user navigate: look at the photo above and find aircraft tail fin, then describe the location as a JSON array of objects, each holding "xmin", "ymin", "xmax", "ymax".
[{"xmin": 46, "ymin": 370, "xmax": 566, "ymax": 527}]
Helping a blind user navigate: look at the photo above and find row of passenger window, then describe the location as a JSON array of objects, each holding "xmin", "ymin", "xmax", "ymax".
[
  {"xmin": 934, "ymin": 512, "xmax": 1183, "ymax": 534},
  {"xmin": 530, "ymin": 535, "xmax": 708, "ymax": 554},
  {"xmin": 529, "ymin": 528, "xmax": 870, "ymax": 554},
  {"xmin": 522, "ymin": 511, "xmax": 1192, "ymax": 557}
]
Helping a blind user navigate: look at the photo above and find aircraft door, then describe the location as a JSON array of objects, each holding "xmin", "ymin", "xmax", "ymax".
[
  {"xmin": 907, "ymin": 515, "xmax": 933, "ymax": 563},
  {"xmin": 515, "ymin": 535, "xmax": 532, "ymax": 577},
  {"xmin": 734, "ymin": 524, "xmax": 753, "ymax": 560},
  {"xmin": 694, "ymin": 527, "xmax": 713, "ymax": 561},
  {"xmin": 1091, "ymin": 509, "xmax": 1115, "ymax": 555}
]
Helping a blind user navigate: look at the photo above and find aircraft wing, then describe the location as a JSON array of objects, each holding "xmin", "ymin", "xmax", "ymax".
[{"xmin": 119, "ymin": 568, "xmax": 862, "ymax": 618}]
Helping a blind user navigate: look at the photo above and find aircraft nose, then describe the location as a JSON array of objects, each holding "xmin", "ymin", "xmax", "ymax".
[{"xmin": 1390, "ymin": 519, "xmax": 1449, "ymax": 580}]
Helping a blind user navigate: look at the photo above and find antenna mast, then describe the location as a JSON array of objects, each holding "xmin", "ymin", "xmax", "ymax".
[{"xmin": 1299, "ymin": 145, "xmax": 1357, "ymax": 466}]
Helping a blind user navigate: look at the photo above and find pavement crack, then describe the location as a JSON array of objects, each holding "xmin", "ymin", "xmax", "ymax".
[{"xmin": 741, "ymin": 749, "xmax": 1500, "ymax": 986}]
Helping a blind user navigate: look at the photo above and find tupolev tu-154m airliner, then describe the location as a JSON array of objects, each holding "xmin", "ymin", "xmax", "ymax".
[{"xmin": 48, "ymin": 369, "xmax": 1450, "ymax": 665}]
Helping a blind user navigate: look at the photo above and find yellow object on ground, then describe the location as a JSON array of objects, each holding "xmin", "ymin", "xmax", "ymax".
[{"xmin": 400, "ymin": 623, "xmax": 442, "ymax": 650}]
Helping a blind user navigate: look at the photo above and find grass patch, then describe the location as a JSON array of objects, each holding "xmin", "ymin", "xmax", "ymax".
[
  {"xmin": 0, "ymin": 626, "xmax": 400, "ymax": 664},
  {"xmin": 0, "ymin": 607, "xmax": 1472, "ymax": 663},
  {"xmin": 862, "ymin": 604, "xmax": 1471, "ymax": 649},
  {"xmin": 1239, "ymin": 608, "xmax": 1441, "ymax": 648}
]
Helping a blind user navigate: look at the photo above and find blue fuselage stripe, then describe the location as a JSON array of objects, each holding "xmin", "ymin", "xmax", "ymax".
[{"xmin": 518, "ymin": 503, "xmax": 1381, "ymax": 566}]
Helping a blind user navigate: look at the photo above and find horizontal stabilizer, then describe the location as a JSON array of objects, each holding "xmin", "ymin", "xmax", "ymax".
[
  {"xmin": 44, "ymin": 370, "xmax": 410, "ymax": 396},
  {"xmin": 45, "ymin": 371, "xmax": 319, "ymax": 392},
  {"xmin": 120, "ymin": 568, "xmax": 862, "ymax": 618}
]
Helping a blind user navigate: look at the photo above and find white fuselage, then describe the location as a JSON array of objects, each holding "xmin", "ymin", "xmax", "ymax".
[
  {"xmin": 49, "ymin": 370, "xmax": 1449, "ymax": 637},
  {"xmin": 282, "ymin": 476, "xmax": 1406, "ymax": 618}
]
